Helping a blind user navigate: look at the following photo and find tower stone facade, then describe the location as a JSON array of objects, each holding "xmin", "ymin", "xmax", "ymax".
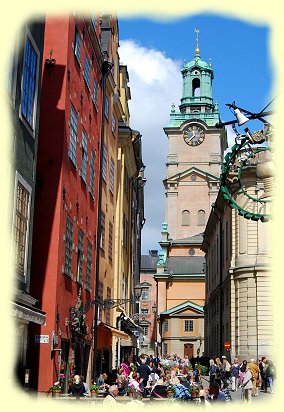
[{"xmin": 163, "ymin": 40, "xmax": 227, "ymax": 240}]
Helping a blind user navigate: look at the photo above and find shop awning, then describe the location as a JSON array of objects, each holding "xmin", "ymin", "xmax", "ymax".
[
  {"xmin": 12, "ymin": 302, "xmax": 46, "ymax": 325},
  {"xmin": 100, "ymin": 323, "xmax": 129, "ymax": 339}
]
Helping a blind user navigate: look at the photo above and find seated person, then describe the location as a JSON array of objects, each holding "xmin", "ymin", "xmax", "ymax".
[
  {"xmin": 150, "ymin": 378, "xmax": 168, "ymax": 398},
  {"xmin": 208, "ymin": 382, "xmax": 227, "ymax": 402},
  {"xmin": 68, "ymin": 374, "xmax": 85, "ymax": 397}
]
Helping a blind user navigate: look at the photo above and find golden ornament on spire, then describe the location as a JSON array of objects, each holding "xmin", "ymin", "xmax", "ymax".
[{"xmin": 194, "ymin": 27, "xmax": 200, "ymax": 56}]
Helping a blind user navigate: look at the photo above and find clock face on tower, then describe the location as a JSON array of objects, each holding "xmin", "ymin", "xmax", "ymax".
[{"xmin": 183, "ymin": 124, "xmax": 205, "ymax": 146}]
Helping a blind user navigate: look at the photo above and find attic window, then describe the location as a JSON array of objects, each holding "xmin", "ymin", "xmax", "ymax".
[
  {"xmin": 189, "ymin": 248, "xmax": 195, "ymax": 256},
  {"xmin": 191, "ymin": 175, "xmax": 196, "ymax": 181},
  {"xmin": 194, "ymin": 70, "xmax": 199, "ymax": 75}
]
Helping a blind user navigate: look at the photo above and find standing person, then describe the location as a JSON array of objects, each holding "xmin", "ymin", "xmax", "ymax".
[
  {"xmin": 241, "ymin": 363, "xmax": 253, "ymax": 403},
  {"xmin": 259, "ymin": 357, "xmax": 268, "ymax": 391},
  {"xmin": 239, "ymin": 360, "xmax": 247, "ymax": 387},
  {"xmin": 215, "ymin": 358, "xmax": 223, "ymax": 388},
  {"xmin": 266, "ymin": 359, "xmax": 276, "ymax": 394},
  {"xmin": 231, "ymin": 358, "xmax": 240, "ymax": 392},
  {"xmin": 137, "ymin": 357, "xmax": 151, "ymax": 392},
  {"xmin": 248, "ymin": 359, "xmax": 260, "ymax": 397},
  {"xmin": 209, "ymin": 359, "xmax": 217, "ymax": 384},
  {"xmin": 221, "ymin": 355, "xmax": 231, "ymax": 389}
]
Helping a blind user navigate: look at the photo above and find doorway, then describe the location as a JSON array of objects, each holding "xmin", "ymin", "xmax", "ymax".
[{"xmin": 184, "ymin": 343, "xmax": 194, "ymax": 358}]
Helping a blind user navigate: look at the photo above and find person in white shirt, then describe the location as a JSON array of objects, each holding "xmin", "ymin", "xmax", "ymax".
[
  {"xmin": 103, "ymin": 385, "xmax": 119, "ymax": 407},
  {"xmin": 241, "ymin": 364, "xmax": 253, "ymax": 403}
]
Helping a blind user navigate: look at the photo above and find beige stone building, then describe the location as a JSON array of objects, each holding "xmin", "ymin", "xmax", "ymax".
[{"xmin": 202, "ymin": 154, "xmax": 273, "ymax": 361}]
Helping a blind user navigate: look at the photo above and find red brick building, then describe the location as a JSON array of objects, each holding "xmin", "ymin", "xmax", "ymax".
[{"xmin": 28, "ymin": 15, "xmax": 103, "ymax": 392}]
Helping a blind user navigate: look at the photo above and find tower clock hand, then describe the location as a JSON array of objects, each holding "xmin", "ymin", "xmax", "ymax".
[{"xmin": 187, "ymin": 131, "xmax": 195, "ymax": 142}]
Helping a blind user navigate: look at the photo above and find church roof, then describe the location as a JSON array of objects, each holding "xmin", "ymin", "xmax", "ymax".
[
  {"xmin": 171, "ymin": 233, "xmax": 204, "ymax": 245},
  {"xmin": 165, "ymin": 256, "xmax": 205, "ymax": 275},
  {"xmin": 183, "ymin": 56, "xmax": 211, "ymax": 71},
  {"xmin": 160, "ymin": 300, "xmax": 204, "ymax": 316},
  {"xmin": 141, "ymin": 255, "xmax": 159, "ymax": 272}
]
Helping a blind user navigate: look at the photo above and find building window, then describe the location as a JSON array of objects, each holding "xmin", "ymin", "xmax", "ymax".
[
  {"xmin": 123, "ymin": 213, "xmax": 129, "ymax": 249},
  {"xmin": 163, "ymin": 343, "xmax": 168, "ymax": 355},
  {"xmin": 198, "ymin": 210, "xmax": 205, "ymax": 226},
  {"xmin": 192, "ymin": 78, "xmax": 200, "ymax": 97},
  {"xmin": 191, "ymin": 174, "xmax": 197, "ymax": 181},
  {"xmin": 74, "ymin": 27, "xmax": 81, "ymax": 64},
  {"xmin": 124, "ymin": 169, "xmax": 129, "ymax": 199},
  {"xmin": 64, "ymin": 216, "xmax": 73, "ymax": 277},
  {"xmin": 83, "ymin": 54, "xmax": 91, "ymax": 89},
  {"xmin": 14, "ymin": 175, "xmax": 31, "ymax": 277},
  {"xmin": 184, "ymin": 319, "xmax": 194, "ymax": 332},
  {"xmin": 111, "ymin": 113, "xmax": 116, "ymax": 133},
  {"xmin": 141, "ymin": 287, "xmax": 150, "ymax": 300},
  {"xmin": 21, "ymin": 35, "xmax": 39, "ymax": 128},
  {"xmin": 109, "ymin": 158, "xmax": 115, "ymax": 194},
  {"xmin": 189, "ymin": 248, "xmax": 195, "ymax": 256},
  {"xmin": 121, "ymin": 272, "xmax": 126, "ymax": 301},
  {"xmin": 89, "ymin": 149, "xmax": 95, "ymax": 196},
  {"xmin": 225, "ymin": 221, "xmax": 229, "ymax": 262},
  {"xmin": 69, "ymin": 105, "xmax": 78, "ymax": 166},
  {"xmin": 76, "ymin": 230, "xmax": 84, "ymax": 284},
  {"xmin": 98, "ymin": 281, "xmax": 103, "ymax": 322},
  {"xmin": 92, "ymin": 77, "xmax": 98, "ymax": 108},
  {"xmin": 108, "ymin": 222, "xmax": 113, "ymax": 260},
  {"xmin": 163, "ymin": 319, "xmax": 169, "ymax": 332},
  {"xmin": 100, "ymin": 211, "xmax": 105, "ymax": 250},
  {"xmin": 106, "ymin": 287, "xmax": 111, "ymax": 325},
  {"xmin": 8, "ymin": 46, "xmax": 17, "ymax": 102},
  {"xmin": 102, "ymin": 144, "xmax": 107, "ymax": 182},
  {"xmin": 104, "ymin": 95, "xmax": 109, "ymax": 119},
  {"xmin": 142, "ymin": 325, "xmax": 149, "ymax": 336},
  {"xmin": 86, "ymin": 241, "xmax": 92, "ymax": 291},
  {"xmin": 141, "ymin": 309, "xmax": 149, "ymax": 315},
  {"xmin": 80, "ymin": 129, "xmax": 88, "ymax": 183},
  {"xmin": 182, "ymin": 210, "xmax": 190, "ymax": 226}
]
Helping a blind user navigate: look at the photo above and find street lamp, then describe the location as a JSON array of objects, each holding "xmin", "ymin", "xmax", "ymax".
[{"xmin": 152, "ymin": 303, "xmax": 158, "ymax": 357}]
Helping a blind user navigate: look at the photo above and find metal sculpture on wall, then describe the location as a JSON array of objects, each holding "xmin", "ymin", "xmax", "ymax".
[{"xmin": 216, "ymin": 99, "xmax": 274, "ymax": 222}]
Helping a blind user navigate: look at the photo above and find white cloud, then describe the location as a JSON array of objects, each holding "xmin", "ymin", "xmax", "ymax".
[{"xmin": 119, "ymin": 40, "xmax": 182, "ymax": 254}]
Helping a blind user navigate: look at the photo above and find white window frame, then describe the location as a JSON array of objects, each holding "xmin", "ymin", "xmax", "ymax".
[
  {"xmin": 13, "ymin": 172, "xmax": 32, "ymax": 280},
  {"xmin": 184, "ymin": 319, "xmax": 194, "ymax": 332},
  {"xmin": 19, "ymin": 27, "xmax": 40, "ymax": 135}
]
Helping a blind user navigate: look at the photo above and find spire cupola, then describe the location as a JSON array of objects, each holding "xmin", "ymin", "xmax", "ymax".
[{"xmin": 179, "ymin": 28, "xmax": 216, "ymax": 119}]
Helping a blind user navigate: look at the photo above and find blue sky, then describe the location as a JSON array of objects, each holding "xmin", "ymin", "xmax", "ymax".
[{"xmin": 118, "ymin": 14, "xmax": 273, "ymax": 255}]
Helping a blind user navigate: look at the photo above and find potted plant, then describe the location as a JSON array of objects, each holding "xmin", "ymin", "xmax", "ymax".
[
  {"xmin": 127, "ymin": 387, "xmax": 137, "ymax": 398},
  {"xmin": 49, "ymin": 382, "xmax": 62, "ymax": 396},
  {"xmin": 90, "ymin": 384, "xmax": 100, "ymax": 396},
  {"xmin": 189, "ymin": 385, "xmax": 199, "ymax": 398},
  {"xmin": 166, "ymin": 385, "xmax": 176, "ymax": 398}
]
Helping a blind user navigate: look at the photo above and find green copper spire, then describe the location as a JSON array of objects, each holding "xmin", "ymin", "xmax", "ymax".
[{"xmin": 167, "ymin": 28, "xmax": 220, "ymax": 127}]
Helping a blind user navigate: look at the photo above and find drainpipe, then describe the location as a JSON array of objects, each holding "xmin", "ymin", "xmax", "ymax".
[{"xmin": 93, "ymin": 59, "xmax": 113, "ymax": 381}]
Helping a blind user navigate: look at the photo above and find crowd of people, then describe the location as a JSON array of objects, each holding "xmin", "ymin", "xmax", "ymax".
[
  {"xmin": 66, "ymin": 353, "xmax": 276, "ymax": 405},
  {"xmin": 208, "ymin": 355, "xmax": 276, "ymax": 402}
]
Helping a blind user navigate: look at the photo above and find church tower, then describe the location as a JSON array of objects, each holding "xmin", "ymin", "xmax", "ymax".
[{"xmin": 164, "ymin": 29, "xmax": 227, "ymax": 240}]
